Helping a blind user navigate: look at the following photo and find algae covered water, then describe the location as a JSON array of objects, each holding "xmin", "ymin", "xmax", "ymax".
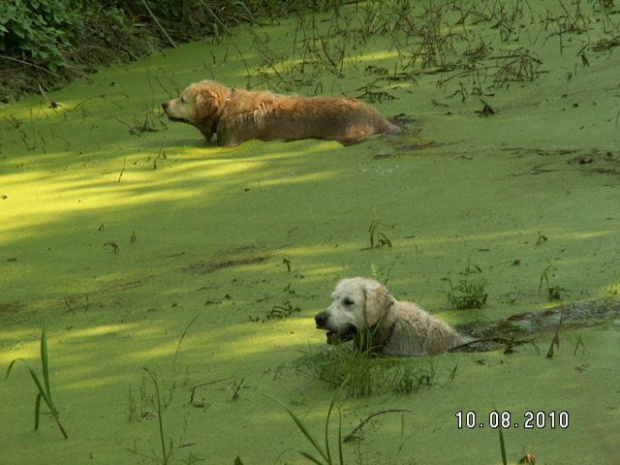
[{"xmin": 1, "ymin": 2, "xmax": 619, "ymax": 463}]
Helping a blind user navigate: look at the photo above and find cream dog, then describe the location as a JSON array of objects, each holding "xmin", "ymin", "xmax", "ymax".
[{"xmin": 315, "ymin": 277, "xmax": 466, "ymax": 356}]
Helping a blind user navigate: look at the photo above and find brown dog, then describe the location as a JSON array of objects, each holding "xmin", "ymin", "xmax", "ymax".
[
  {"xmin": 315, "ymin": 277, "xmax": 466, "ymax": 356},
  {"xmin": 162, "ymin": 80, "xmax": 402, "ymax": 146}
]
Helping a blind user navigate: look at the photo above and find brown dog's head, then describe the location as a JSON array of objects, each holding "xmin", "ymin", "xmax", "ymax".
[
  {"xmin": 162, "ymin": 80, "xmax": 231, "ymax": 140},
  {"xmin": 314, "ymin": 277, "xmax": 394, "ymax": 347}
]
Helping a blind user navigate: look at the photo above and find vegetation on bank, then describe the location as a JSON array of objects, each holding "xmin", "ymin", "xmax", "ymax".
[{"xmin": 0, "ymin": 0, "xmax": 331, "ymax": 102}]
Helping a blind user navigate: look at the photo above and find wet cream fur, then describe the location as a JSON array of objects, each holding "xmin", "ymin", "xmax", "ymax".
[{"xmin": 315, "ymin": 277, "xmax": 466, "ymax": 356}]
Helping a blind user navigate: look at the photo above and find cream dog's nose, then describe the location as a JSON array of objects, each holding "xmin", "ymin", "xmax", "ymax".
[{"xmin": 315, "ymin": 312, "xmax": 328, "ymax": 329}]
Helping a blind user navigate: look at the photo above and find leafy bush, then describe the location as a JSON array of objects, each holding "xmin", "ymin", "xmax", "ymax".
[
  {"xmin": 0, "ymin": 0, "xmax": 81, "ymax": 71},
  {"xmin": 0, "ymin": 0, "xmax": 337, "ymax": 101}
]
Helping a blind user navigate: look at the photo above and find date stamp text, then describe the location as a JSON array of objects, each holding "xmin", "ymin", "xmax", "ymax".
[{"xmin": 455, "ymin": 410, "xmax": 570, "ymax": 429}]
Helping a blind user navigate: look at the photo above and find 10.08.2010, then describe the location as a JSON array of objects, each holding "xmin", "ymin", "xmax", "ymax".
[{"xmin": 455, "ymin": 410, "xmax": 570, "ymax": 429}]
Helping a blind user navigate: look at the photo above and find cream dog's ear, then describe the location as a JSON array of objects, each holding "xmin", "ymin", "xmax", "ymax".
[{"xmin": 363, "ymin": 284, "xmax": 394, "ymax": 327}]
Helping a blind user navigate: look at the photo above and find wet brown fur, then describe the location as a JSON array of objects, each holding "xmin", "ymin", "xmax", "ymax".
[{"xmin": 162, "ymin": 80, "xmax": 402, "ymax": 146}]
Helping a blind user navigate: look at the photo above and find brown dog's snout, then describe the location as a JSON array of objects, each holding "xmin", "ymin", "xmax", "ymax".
[
  {"xmin": 315, "ymin": 312, "xmax": 328, "ymax": 329},
  {"xmin": 162, "ymin": 101, "xmax": 169, "ymax": 111}
]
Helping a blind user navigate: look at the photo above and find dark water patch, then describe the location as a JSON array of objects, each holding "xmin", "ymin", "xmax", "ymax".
[
  {"xmin": 0, "ymin": 302, "xmax": 24, "ymax": 314},
  {"xmin": 184, "ymin": 255, "xmax": 270, "ymax": 275},
  {"xmin": 503, "ymin": 147, "xmax": 620, "ymax": 175}
]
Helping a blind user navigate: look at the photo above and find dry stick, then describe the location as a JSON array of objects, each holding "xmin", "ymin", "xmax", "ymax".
[
  {"xmin": 150, "ymin": 73, "xmax": 172, "ymax": 95},
  {"xmin": 343, "ymin": 409, "xmax": 410, "ymax": 443},
  {"xmin": 170, "ymin": 312, "xmax": 201, "ymax": 387},
  {"xmin": 171, "ymin": 313, "xmax": 199, "ymax": 367},
  {"xmin": 139, "ymin": 0, "xmax": 176, "ymax": 48},
  {"xmin": 572, "ymin": 336, "xmax": 589, "ymax": 355},
  {"xmin": 175, "ymin": 312, "xmax": 201, "ymax": 358},
  {"xmin": 449, "ymin": 336, "xmax": 538, "ymax": 352},
  {"xmin": 203, "ymin": 4, "xmax": 231, "ymax": 36},
  {"xmin": 231, "ymin": 377, "xmax": 245, "ymax": 401},
  {"xmin": 37, "ymin": 84, "xmax": 56, "ymax": 108},
  {"xmin": 143, "ymin": 368, "xmax": 170, "ymax": 465},
  {"xmin": 190, "ymin": 377, "xmax": 232, "ymax": 404},
  {"xmin": 228, "ymin": 38, "xmax": 252, "ymax": 87},
  {"xmin": 0, "ymin": 54, "xmax": 59, "ymax": 76},
  {"xmin": 118, "ymin": 157, "xmax": 126, "ymax": 183}
]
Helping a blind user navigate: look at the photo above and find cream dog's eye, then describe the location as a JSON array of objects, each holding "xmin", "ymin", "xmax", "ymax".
[
  {"xmin": 343, "ymin": 297, "xmax": 354, "ymax": 306},
  {"xmin": 181, "ymin": 96, "xmax": 187, "ymax": 103}
]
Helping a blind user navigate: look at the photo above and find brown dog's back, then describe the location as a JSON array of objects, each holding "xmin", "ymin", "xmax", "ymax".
[
  {"xmin": 218, "ymin": 91, "xmax": 400, "ymax": 146},
  {"xmin": 163, "ymin": 80, "xmax": 402, "ymax": 146}
]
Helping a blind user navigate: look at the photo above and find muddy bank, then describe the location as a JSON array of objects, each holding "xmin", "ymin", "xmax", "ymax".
[{"xmin": 455, "ymin": 299, "xmax": 620, "ymax": 352}]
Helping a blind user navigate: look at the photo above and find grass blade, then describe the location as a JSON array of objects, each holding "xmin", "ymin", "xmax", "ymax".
[
  {"xmin": 55, "ymin": 417, "xmax": 69, "ymax": 440},
  {"xmin": 324, "ymin": 396, "xmax": 334, "ymax": 464},
  {"xmin": 35, "ymin": 392, "xmax": 42, "ymax": 430},
  {"xmin": 19, "ymin": 359, "xmax": 50, "ymax": 405},
  {"xmin": 269, "ymin": 397, "xmax": 329, "ymax": 463},
  {"xmin": 269, "ymin": 381, "xmax": 347, "ymax": 465},
  {"xmin": 41, "ymin": 327, "xmax": 52, "ymax": 399},
  {"xmin": 25, "ymin": 359, "xmax": 58, "ymax": 415},
  {"xmin": 297, "ymin": 450, "xmax": 326, "ymax": 465},
  {"xmin": 5, "ymin": 358, "xmax": 18, "ymax": 380},
  {"xmin": 324, "ymin": 384, "xmax": 345, "ymax": 464},
  {"xmin": 6, "ymin": 330, "xmax": 68, "ymax": 439},
  {"xmin": 337, "ymin": 408, "xmax": 344, "ymax": 465},
  {"xmin": 143, "ymin": 368, "xmax": 168, "ymax": 464},
  {"xmin": 498, "ymin": 427, "xmax": 508, "ymax": 465}
]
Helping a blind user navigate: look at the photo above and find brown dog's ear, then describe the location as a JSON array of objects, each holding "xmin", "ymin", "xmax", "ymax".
[
  {"xmin": 195, "ymin": 90, "xmax": 220, "ymax": 116},
  {"xmin": 364, "ymin": 284, "xmax": 394, "ymax": 327},
  {"xmin": 193, "ymin": 89, "xmax": 222, "ymax": 139}
]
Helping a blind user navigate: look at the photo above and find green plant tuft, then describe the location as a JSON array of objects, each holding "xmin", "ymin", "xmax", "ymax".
[
  {"xmin": 296, "ymin": 346, "xmax": 451, "ymax": 398},
  {"xmin": 368, "ymin": 210, "xmax": 394, "ymax": 249},
  {"xmin": 141, "ymin": 367, "xmax": 175, "ymax": 464},
  {"xmin": 5, "ymin": 327, "xmax": 68, "ymax": 439},
  {"xmin": 443, "ymin": 277, "xmax": 488, "ymax": 310}
]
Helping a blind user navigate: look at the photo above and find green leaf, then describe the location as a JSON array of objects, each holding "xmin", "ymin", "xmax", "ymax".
[
  {"xmin": 378, "ymin": 232, "xmax": 392, "ymax": 247},
  {"xmin": 337, "ymin": 409, "xmax": 344, "ymax": 465},
  {"xmin": 41, "ymin": 327, "xmax": 52, "ymax": 399},
  {"xmin": 5, "ymin": 358, "xmax": 18, "ymax": 380},
  {"xmin": 297, "ymin": 450, "xmax": 325, "ymax": 465},
  {"xmin": 35, "ymin": 392, "xmax": 42, "ymax": 431},
  {"xmin": 498, "ymin": 427, "xmax": 508, "ymax": 465},
  {"xmin": 6, "ymin": 329, "xmax": 67, "ymax": 438},
  {"xmin": 268, "ymin": 396, "xmax": 329, "ymax": 463}
]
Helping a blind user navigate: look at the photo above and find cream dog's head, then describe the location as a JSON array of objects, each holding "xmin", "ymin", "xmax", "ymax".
[
  {"xmin": 315, "ymin": 277, "xmax": 394, "ymax": 345},
  {"xmin": 162, "ymin": 80, "xmax": 231, "ymax": 139}
]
